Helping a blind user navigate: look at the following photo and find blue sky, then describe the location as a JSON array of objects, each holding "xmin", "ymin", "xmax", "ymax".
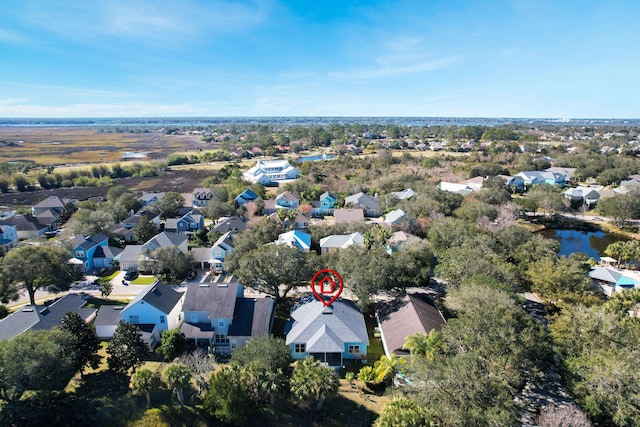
[{"xmin": 1, "ymin": 0, "xmax": 639, "ymax": 118}]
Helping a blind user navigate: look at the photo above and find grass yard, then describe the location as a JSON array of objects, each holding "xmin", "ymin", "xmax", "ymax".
[{"xmin": 130, "ymin": 275, "xmax": 158, "ymax": 285}]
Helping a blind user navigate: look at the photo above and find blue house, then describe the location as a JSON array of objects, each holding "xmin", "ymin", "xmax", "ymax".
[
  {"xmin": 311, "ymin": 192, "xmax": 338, "ymax": 217},
  {"xmin": 164, "ymin": 210, "xmax": 205, "ymax": 235},
  {"xmin": 234, "ymin": 189, "xmax": 260, "ymax": 207},
  {"xmin": 275, "ymin": 191, "xmax": 300, "ymax": 209},
  {"xmin": 285, "ymin": 298, "xmax": 369, "ymax": 367},
  {"xmin": 71, "ymin": 233, "xmax": 110, "ymax": 272}
]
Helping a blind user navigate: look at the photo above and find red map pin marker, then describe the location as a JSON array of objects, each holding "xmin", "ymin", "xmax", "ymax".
[{"xmin": 310, "ymin": 269, "xmax": 344, "ymax": 307}]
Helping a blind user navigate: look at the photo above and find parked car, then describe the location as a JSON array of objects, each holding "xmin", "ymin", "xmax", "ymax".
[
  {"xmin": 186, "ymin": 270, "xmax": 198, "ymax": 280},
  {"xmin": 124, "ymin": 270, "xmax": 138, "ymax": 280}
]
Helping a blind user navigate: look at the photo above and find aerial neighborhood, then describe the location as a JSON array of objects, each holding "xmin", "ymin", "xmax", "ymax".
[{"xmin": 1, "ymin": 121, "xmax": 640, "ymax": 426}]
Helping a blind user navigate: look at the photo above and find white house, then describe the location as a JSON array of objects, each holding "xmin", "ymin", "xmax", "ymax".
[
  {"xmin": 272, "ymin": 230, "xmax": 311, "ymax": 252},
  {"xmin": 119, "ymin": 282, "xmax": 185, "ymax": 349},
  {"xmin": 319, "ymin": 232, "xmax": 365, "ymax": 255},
  {"xmin": 243, "ymin": 159, "xmax": 299, "ymax": 184}
]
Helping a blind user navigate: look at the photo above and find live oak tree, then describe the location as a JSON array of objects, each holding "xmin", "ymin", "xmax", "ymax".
[
  {"xmin": 59, "ymin": 311, "xmax": 100, "ymax": 376},
  {"xmin": 205, "ymin": 366, "xmax": 261, "ymax": 426},
  {"xmin": 107, "ymin": 321, "xmax": 148, "ymax": 375},
  {"xmin": 159, "ymin": 328, "xmax": 188, "ymax": 361},
  {"xmin": 152, "ymin": 192, "xmax": 185, "ymax": 220},
  {"xmin": 0, "ymin": 245, "xmax": 79, "ymax": 305},
  {"xmin": 233, "ymin": 245, "xmax": 318, "ymax": 304},
  {"xmin": 133, "ymin": 215, "xmax": 158, "ymax": 243},
  {"xmin": 0, "ymin": 330, "xmax": 78, "ymax": 403}
]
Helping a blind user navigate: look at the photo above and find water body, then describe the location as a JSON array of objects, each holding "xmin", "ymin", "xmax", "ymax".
[
  {"xmin": 539, "ymin": 229, "xmax": 631, "ymax": 260},
  {"xmin": 297, "ymin": 154, "xmax": 336, "ymax": 162},
  {"xmin": 1, "ymin": 117, "xmax": 639, "ymax": 127}
]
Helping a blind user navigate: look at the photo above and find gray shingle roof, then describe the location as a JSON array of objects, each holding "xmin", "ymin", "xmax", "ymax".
[
  {"xmin": 0, "ymin": 294, "xmax": 96, "ymax": 341},
  {"xmin": 285, "ymin": 299, "xmax": 369, "ymax": 347},
  {"xmin": 182, "ymin": 282, "xmax": 240, "ymax": 319},
  {"xmin": 94, "ymin": 305, "xmax": 125, "ymax": 327},
  {"xmin": 228, "ymin": 297, "xmax": 274, "ymax": 338},
  {"xmin": 127, "ymin": 282, "xmax": 183, "ymax": 315}
]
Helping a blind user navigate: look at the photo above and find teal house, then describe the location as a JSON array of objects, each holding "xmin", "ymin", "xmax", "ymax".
[{"xmin": 285, "ymin": 298, "xmax": 369, "ymax": 367}]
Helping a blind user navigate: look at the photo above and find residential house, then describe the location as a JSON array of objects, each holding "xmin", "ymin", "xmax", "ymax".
[
  {"xmin": 319, "ymin": 232, "xmax": 364, "ymax": 255},
  {"xmin": 116, "ymin": 231, "xmax": 188, "ymax": 272},
  {"xmin": 191, "ymin": 188, "xmax": 213, "ymax": 208},
  {"xmin": 344, "ymin": 192, "xmax": 381, "ymax": 217},
  {"xmin": 546, "ymin": 167, "xmax": 576, "ymax": 184},
  {"xmin": 334, "ymin": 208, "xmax": 365, "ymax": 224},
  {"xmin": 285, "ymin": 298, "xmax": 369, "ymax": 367},
  {"xmin": 276, "ymin": 191, "xmax": 300, "ymax": 209},
  {"xmin": 32, "ymin": 195, "xmax": 70, "ymax": 217},
  {"xmin": 243, "ymin": 159, "xmax": 299, "ymax": 184},
  {"xmin": 375, "ymin": 291, "xmax": 446, "ymax": 357},
  {"xmin": 437, "ymin": 182, "xmax": 474, "ymax": 196},
  {"xmin": 463, "ymin": 177, "xmax": 485, "ymax": 191},
  {"xmin": 564, "ymin": 187, "xmax": 600, "ymax": 208},
  {"xmin": 119, "ymin": 282, "xmax": 185, "ymax": 349},
  {"xmin": 387, "ymin": 231, "xmax": 421, "ymax": 251},
  {"xmin": 614, "ymin": 178, "xmax": 640, "ymax": 195},
  {"xmin": 111, "ymin": 211, "xmax": 161, "ymax": 242},
  {"xmin": 4, "ymin": 214, "xmax": 48, "ymax": 240},
  {"xmin": 211, "ymin": 231, "xmax": 235, "ymax": 273},
  {"xmin": 164, "ymin": 210, "xmax": 205, "ymax": 235},
  {"xmin": 384, "ymin": 209, "xmax": 407, "ymax": 226},
  {"xmin": 390, "ymin": 189, "xmax": 416, "ymax": 200},
  {"xmin": 234, "ymin": 189, "xmax": 260, "ymax": 207},
  {"xmin": 211, "ymin": 216, "xmax": 247, "ymax": 234},
  {"xmin": 0, "ymin": 294, "xmax": 96, "ymax": 341},
  {"xmin": 71, "ymin": 233, "xmax": 122, "ymax": 272},
  {"xmin": 589, "ymin": 267, "xmax": 623, "ymax": 294},
  {"xmin": 0, "ymin": 221, "xmax": 18, "ymax": 248},
  {"xmin": 95, "ymin": 305, "xmax": 125, "ymax": 339},
  {"xmin": 273, "ymin": 230, "xmax": 311, "ymax": 252},
  {"xmin": 311, "ymin": 192, "xmax": 338, "ymax": 217},
  {"xmin": 180, "ymin": 280, "xmax": 274, "ymax": 353},
  {"xmin": 141, "ymin": 192, "xmax": 164, "ymax": 207},
  {"xmin": 292, "ymin": 212, "xmax": 310, "ymax": 230},
  {"xmin": 514, "ymin": 171, "xmax": 566, "ymax": 188}
]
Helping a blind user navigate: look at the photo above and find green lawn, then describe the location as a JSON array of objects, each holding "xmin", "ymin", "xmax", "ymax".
[{"xmin": 131, "ymin": 275, "xmax": 157, "ymax": 285}]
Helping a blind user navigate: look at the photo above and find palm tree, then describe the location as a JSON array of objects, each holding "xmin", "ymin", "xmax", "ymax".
[
  {"xmin": 290, "ymin": 357, "xmax": 339, "ymax": 411},
  {"xmin": 163, "ymin": 363, "xmax": 192, "ymax": 405},
  {"xmin": 261, "ymin": 368, "xmax": 286, "ymax": 406},
  {"xmin": 605, "ymin": 241, "xmax": 626, "ymax": 267},
  {"xmin": 130, "ymin": 368, "xmax": 162, "ymax": 408},
  {"xmin": 373, "ymin": 354, "xmax": 407, "ymax": 385}
]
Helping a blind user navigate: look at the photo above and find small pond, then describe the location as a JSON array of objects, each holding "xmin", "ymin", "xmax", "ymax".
[
  {"xmin": 539, "ymin": 229, "xmax": 631, "ymax": 260},
  {"xmin": 297, "ymin": 154, "xmax": 336, "ymax": 162}
]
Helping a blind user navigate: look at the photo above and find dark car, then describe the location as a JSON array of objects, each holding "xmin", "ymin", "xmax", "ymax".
[
  {"xmin": 186, "ymin": 270, "xmax": 198, "ymax": 280},
  {"xmin": 124, "ymin": 270, "xmax": 138, "ymax": 280}
]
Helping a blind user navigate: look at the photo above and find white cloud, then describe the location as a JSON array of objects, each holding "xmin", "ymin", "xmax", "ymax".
[
  {"xmin": 0, "ymin": 99, "xmax": 220, "ymax": 118},
  {"xmin": 331, "ymin": 55, "xmax": 460, "ymax": 79},
  {"xmin": 15, "ymin": 0, "xmax": 273, "ymax": 46},
  {"xmin": 0, "ymin": 28, "xmax": 24, "ymax": 43}
]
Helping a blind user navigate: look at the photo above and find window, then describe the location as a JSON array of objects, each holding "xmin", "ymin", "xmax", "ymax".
[
  {"xmin": 218, "ymin": 319, "xmax": 225, "ymax": 327},
  {"xmin": 160, "ymin": 316, "xmax": 165, "ymax": 324},
  {"xmin": 129, "ymin": 315, "xmax": 139, "ymax": 323},
  {"xmin": 75, "ymin": 250, "xmax": 85, "ymax": 258},
  {"xmin": 215, "ymin": 334, "xmax": 229, "ymax": 344},
  {"xmin": 294, "ymin": 343, "xmax": 306, "ymax": 353},
  {"xmin": 190, "ymin": 313, "xmax": 198, "ymax": 323},
  {"xmin": 348, "ymin": 345, "xmax": 360, "ymax": 355}
]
